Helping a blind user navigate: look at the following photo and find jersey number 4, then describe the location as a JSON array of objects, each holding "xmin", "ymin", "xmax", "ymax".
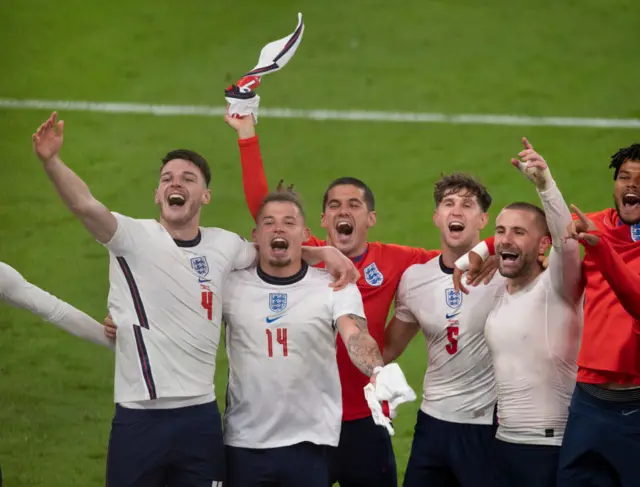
[
  {"xmin": 446, "ymin": 325, "xmax": 459, "ymax": 355},
  {"xmin": 201, "ymin": 290, "xmax": 213, "ymax": 320},
  {"xmin": 266, "ymin": 328, "xmax": 288, "ymax": 357}
]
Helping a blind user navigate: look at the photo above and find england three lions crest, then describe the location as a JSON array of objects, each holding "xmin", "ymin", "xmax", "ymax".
[
  {"xmin": 190, "ymin": 256, "xmax": 209, "ymax": 277},
  {"xmin": 269, "ymin": 293, "xmax": 288, "ymax": 313},
  {"xmin": 632, "ymin": 223, "xmax": 640, "ymax": 242},
  {"xmin": 445, "ymin": 288, "xmax": 462, "ymax": 309},
  {"xmin": 364, "ymin": 262, "xmax": 384, "ymax": 287}
]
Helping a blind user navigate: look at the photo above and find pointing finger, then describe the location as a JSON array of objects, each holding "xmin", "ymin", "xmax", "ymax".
[
  {"xmin": 522, "ymin": 137, "xmax": 533, "ymax": 150},
  {"xmin": 570, "ymin": 204, "xmax": 589, "ymax": 225}
]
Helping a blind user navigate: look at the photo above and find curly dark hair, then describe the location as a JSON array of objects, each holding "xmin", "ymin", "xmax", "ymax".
[{"xmin": 609, "ymin": 143, "xmax": 640, "ymax": 180}]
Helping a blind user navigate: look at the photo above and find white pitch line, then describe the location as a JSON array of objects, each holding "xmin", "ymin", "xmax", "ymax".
[{"xmin": 1, "ymin": 98, "xmax": 639, "ymax": 129}]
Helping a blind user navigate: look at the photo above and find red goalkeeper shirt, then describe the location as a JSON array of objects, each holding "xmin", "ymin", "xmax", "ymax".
[{"xmin": 576, "ymin": 208, "xmax": 640, "ymax": 385}]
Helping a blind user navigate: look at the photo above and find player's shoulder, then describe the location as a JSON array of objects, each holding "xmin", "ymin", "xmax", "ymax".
[
  {"xmin": 112, "ymin": 212, "xmax": 158, "ymax": 229},
  {"xmin": 200, "ymin": 226, "xmax": 245, "ymax": 242},
  {"xmin": 304, "ymin": 267, "xmax": 360, "ymax": 299},
  {"xmin": 368, "ymin": 241, "xmax": 412, "ymax": 256},
  {"xmin": 226, "ymin": 266, "xmax": 257, "ymax": 289},
  {"xmin": 401, "ymin": 257, "xmax": 444, "ymax": 282},
  {"xmin": 580, "ymin": 208, "xmax": 614, "ymax": 226},
  {"xmin": 305, "ymin": 266, "xmax": 334, "ymax": 285},
  {"xmin": 200, "ymin": 227, "xmax": 248, "ymax": 251}
]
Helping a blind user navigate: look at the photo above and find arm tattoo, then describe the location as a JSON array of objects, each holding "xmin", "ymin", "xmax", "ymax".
[{"xmin": 344, "ymin": 314, "xmax": 384, "ymax": 377}]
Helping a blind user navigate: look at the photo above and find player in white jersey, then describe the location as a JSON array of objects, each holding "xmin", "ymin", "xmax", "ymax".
[
  {"xmin": 32, "ymin": 112, "xmax": 358, "ymax": 487},
  {"xmin": 383, "ymin": 173, "xmax": 501, "ymax": 487},
  {"xmin": 222, "ymin": 189, "xmax": 415, "ymax": 487},
  {"xmin": 0, "ymin": 261, "xmax": 114, "ymax": 349},
  {"xmin": 460, "ymin": 139, "xmax": 582, "ymax": 487}
]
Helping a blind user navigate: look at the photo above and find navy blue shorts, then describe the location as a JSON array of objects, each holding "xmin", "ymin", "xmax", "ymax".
[
  {"xmin": 226, "ymin": 441, "xmax": 328, "ymax": 487},
  {"xmin": 403, "ymin": 410, "xmax": 497, "ymax": 487},
  {"xmin": 557, "ymin": 384, "xmax": 640, "ymax": 487},
  {"xmin": 106, "ymin": 401, "xmax": 225, "ymax": 487},
  {"xmin": 493, "ymin": 439, "xmax": 560, "ymax": 487},
  {"xmin": 328, "ymin": 416, "xmax": 397, "ymax": 487}
]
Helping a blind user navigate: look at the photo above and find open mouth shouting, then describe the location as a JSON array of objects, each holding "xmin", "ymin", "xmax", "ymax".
[
  {"xmin": 622, "ymin": 191, "xmax": 640, "ymax": 211},
  {"xmin": 167, "ymin": 192, "xmax": 187, "ymax": 207},
  {"xmin": 334, "ymin": 219, "xmax": 354, "ymax": 244},
  {"xmin": 447, "ymin": 220, "xmax": 465, "ymax": 238},
  {"xmin": 270, "ymin": 236, "xmax": 290, "ymax": 257},
  {"xmin": 498, "ymin": 248, "xmax": 521, "ymax": 271}
]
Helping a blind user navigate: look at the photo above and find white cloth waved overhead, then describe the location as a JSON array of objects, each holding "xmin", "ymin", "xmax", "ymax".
[{"xmin": 225, "ymin": 12, "xmax": 305, "ymax": 123}]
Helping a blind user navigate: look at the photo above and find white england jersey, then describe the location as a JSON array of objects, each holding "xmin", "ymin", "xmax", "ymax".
[
  {"xmin": 485, "ymin": 183, "xmax": 582, "ymax": 446},
  {"xmin": 395, "ymin": 256, "xmax": 504, "ymax": 424},
  {"xmin": 222, "ymin": 264, "xmax": 365, "ymax": 449},
  {"xmin": 104, "ymin": 213, "xmax": 256, "ymax": 407}
]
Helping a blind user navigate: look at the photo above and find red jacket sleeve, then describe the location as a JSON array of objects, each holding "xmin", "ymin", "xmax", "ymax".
[
  {"xmin": 238, "ymin": 136, "xmax": 269, "ymax": 221},
  {"xmin": 584, "ymin": 233, "xmax": 640, "ymax": 320}
]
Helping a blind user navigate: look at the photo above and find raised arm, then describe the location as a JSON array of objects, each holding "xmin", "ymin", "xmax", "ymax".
[
  {"xmin": 511, "ymin": 137, "xmax": 582, "ymax": 302},
  {"xmin": 224, "ymin": 114, "xmax": 269, "ymax": 221},
  {"xmin": 33, "ymin": 113, "xmax": 117, "ymax": 243},
  {"xmin": 568, "ymin": 205, "xmax": 640, "ymax": 320},
  {"xmin": 0, "ymin": 262, "xmax": 114, "ymax": 349}
]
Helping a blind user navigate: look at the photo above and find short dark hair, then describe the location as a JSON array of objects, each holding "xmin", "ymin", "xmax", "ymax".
[
  {"xmin": 257, "ymin": 180, "xmax": 305, "ymax": 221},
  {"xmin": 433, "ymin": 173, "xmax": 492, "ymax": 212},
  {"xmin": 161, "ymin": 149, "xmax": 211, "ymax": 187},
  {"xmin": 322, "ymin": 177, "xmax": 375, "ymax": 211},
  {"xmin": 503, "ymin": 202, "xmax": 549, "ymax": 235},
  {"xmin": 609, "ymin": 143, "xmax": 640, "ymax": 180}
]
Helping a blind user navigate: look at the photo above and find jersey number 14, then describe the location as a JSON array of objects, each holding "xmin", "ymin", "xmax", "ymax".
[{"xmin": 266, "ymin": 328, "xmax": 288, "ymax": 357}]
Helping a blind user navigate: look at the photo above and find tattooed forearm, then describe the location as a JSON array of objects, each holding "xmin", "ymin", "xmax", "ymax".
[{"xmin": 344, "ymin": 314, "xmax": 384, "ymax": 377}]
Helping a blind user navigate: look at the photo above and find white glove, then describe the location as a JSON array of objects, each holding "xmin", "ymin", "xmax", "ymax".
[
  {"xmin": 374, "ymin": 363, "xmax": 417, "ymax": 409},
  {"xmin": 364, "ymin": 383, "xmax": 394, "ymax": 435},
  {"xmin": 225, "ymin": 86, "xmax": 261, "ymax": 124},
  {"xmin": 364, "ymin": 363, "xmax": 417, "ymax": 436},
  {"xmin": 225, "ymin": 12, "xmax": 305, "ymax": 123}
]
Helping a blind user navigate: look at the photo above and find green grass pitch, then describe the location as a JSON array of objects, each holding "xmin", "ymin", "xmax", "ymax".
[{"xmin": 1, "ymin": 0, "xmax": 638, "ymax": 484}]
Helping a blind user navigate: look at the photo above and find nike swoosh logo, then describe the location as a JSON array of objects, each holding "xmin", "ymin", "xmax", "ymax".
[
  {"xmin": 266, "ymin": 315, "xmax": 285, "ymax": 324},
  {"xmin": 198, "ymin": 278, "xmax": 211, "ymax": 283},
  {"xmin": 446, "ymin": 312, "xmax": 460, "ymax": 319},
  {"xmin": 622, "ymin": 409, "xmax": 639, "ymax": 416}
]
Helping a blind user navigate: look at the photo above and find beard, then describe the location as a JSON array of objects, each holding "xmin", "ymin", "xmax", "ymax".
[
  {"xmin": 614, "ymin": 200, "xmax": 640, "ymax": 225},
  {"xmin": 268, "ymin": 257, "xmax": 292, "ymax": 268},
  {"xmin": 498, "ymin": 251, "xmax": 537, "ymax": 278},
  {"xmin": 160, "ymin": 200, "xmax": 199, "ymax": 225}
]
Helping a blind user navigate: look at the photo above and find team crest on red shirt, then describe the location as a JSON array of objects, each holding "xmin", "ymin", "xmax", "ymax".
[
  {"xmin": 631, "ymin": 223, "xmax": 640, "ymax": 242},
  {"xmin": 363, "ymin": 262, "xmax": 384, "ymax": 286}
]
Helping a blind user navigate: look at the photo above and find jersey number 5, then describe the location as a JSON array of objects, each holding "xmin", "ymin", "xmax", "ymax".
[
  {"xmin": 266, "ymin": 328, "xmax": 288, "ymax": 357},
  {"xmin": 446, "ymin": 325, "xmax": 459, "ymax": 355}
]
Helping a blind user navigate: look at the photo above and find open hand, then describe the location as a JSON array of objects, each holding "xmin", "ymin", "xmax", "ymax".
[{"xmin": 33, "ymin": 112, "xmax": 64, "ymax": 164}]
